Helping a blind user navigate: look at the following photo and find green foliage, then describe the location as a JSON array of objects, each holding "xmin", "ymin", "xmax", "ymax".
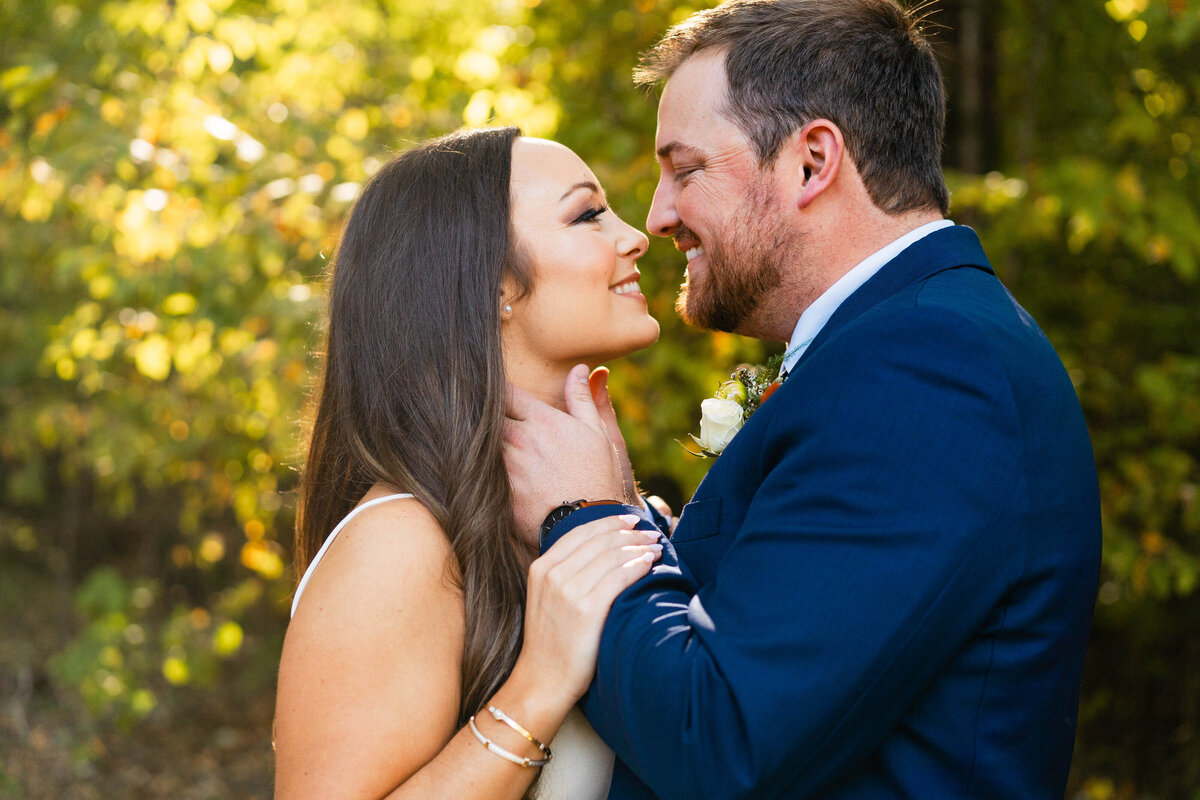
[
  {"xmin": 1, "ymin": 0, "xmax": 1199, "ymax": 794},
  {"xmin": 45, "ymin": 565, "xmax": 263, "ymax": 734},
  {"xmin": 48, "ymin": 567, "xmax": 161, "ymax": 728}
]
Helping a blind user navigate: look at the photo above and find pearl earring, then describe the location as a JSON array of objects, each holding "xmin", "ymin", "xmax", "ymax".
[{"xmin": 503, "ymin": 304, "xmax": 512, "ymax": 315}]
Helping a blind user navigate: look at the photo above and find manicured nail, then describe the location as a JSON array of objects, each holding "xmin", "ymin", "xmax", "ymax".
[{"xmin": 619, "ymin": 514, "xmax": 640, "ymax": 525}]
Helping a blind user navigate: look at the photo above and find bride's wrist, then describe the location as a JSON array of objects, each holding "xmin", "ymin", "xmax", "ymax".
[{"xmin": 487, "ymin": 658, "xmax": 575, "ymax": 748}]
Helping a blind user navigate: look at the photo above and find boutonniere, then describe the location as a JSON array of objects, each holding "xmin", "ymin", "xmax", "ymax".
[{"xmin": 683, "ymin": 353, "xmax": 785, "ymax": 458}]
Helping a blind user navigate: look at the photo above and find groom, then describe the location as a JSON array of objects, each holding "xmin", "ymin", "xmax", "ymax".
[{"xmin": 504, "ymin": 0, "xmax": 1101, "ymax": 797}]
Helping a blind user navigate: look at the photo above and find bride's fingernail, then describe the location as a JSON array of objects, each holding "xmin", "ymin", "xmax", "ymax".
[
  {"xmin": 618, "ymin": 514, "xmax": 640, "ymax": 525},
  {"xmin": 648, "ymin": 544, "xmax": 663, "ymax": 552},
  {"xmin": 642, "ymin": 552, "xmax": 656, "ymax": 563}
]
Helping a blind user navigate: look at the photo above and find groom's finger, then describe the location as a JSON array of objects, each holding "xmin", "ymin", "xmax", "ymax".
[
  {"xmin": 501, "ymin": 416, "xmax": 521, "ymax": 446},
  {"xmin": 505, "ymin": 382, "xmax": 536, "ymax": 422},
  {"xmin": 562, "ymin": 363, "xmax": 607, "ymax": 434},
  {"xmin": 589, "ymin": 366, "xmax": 620, "ymax": 437}
]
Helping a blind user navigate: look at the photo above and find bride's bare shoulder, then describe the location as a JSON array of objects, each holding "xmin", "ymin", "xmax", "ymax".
[
  {"xmin": 292, "ymin": 490, "xmax": 461, "ymax": 623},
  {"xmin": 276, "ymin": 491, "xmax": 465, "ymax": 797}
]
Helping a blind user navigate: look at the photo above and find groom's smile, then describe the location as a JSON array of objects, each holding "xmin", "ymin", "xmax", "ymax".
[{"xmin": 671, "ymin": 224, "xmax": 705, "ymax": 273}]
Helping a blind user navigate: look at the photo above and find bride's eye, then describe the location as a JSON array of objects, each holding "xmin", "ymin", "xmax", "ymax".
[{"xmin": 572, "ymin": 204, "xmax": 608, "ymax": 224}]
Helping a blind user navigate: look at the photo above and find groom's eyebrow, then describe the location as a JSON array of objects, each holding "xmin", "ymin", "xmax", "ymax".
[
  {"xmin": 656, "ymin": 142, "xmax": 704, "ymax": 162},
  {"xmin": 559, "ymin": 181, "xmax": 600, "ymax": 201}
]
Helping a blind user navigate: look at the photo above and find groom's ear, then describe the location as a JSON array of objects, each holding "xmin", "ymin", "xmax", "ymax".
[{"xmin": 791, "ymin": 119, "xmax": 844, "ymax": 210}]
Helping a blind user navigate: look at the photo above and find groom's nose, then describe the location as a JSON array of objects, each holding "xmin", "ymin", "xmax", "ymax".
[{"xmin": 646, "ymin": 178, "xmax": 679, "ymax": 238}]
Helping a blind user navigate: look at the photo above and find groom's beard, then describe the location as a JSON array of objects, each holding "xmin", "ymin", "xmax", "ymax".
[{"xmin": 675, "ymin": 184, "xmax": 791, "ymax": 335}]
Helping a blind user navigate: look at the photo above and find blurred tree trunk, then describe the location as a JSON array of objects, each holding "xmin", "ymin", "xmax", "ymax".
[
  {"xmin": 956, "ymin": 0, "xmax": 984, "ymax": 175},
  {"xmin": 1017, "ymin": 0, "xmax": 1048, "ymax": 168}
]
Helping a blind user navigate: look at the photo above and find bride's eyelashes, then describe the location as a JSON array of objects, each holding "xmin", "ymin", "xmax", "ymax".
[{"xmin": 571, "ymin": 204, "xmax": 609, "ymax": 225}]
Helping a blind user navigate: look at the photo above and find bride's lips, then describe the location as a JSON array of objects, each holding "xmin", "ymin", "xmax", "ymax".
[{"xmin": 610, "ymin": 273, "xmax": 644, "ymax": 297}]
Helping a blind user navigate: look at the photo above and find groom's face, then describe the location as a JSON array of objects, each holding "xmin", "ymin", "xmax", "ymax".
[{"xmin": 648, "ymin": 49, "xmax": 796, "ymax": 339}]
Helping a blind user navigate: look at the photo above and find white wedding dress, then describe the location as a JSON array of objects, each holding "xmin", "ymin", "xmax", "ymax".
[{"xmin": 290, "ymin": 493, "xmax": 614, "ymax": 800}]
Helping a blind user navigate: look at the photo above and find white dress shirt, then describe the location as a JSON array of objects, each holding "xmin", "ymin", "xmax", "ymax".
[{"xmin": 780, "ymin": 219, "xmax": 954, "ymax": 376}]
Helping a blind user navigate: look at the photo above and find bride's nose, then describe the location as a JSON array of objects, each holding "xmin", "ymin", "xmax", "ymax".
[{"xmin": 616, "ymin": 218, "xmax": 649, "ymax": 260}]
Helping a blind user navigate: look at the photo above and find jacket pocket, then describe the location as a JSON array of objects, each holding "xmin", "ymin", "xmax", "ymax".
[{"xmin": 671, "ymin": 496, "xmax": 722, "ymax": 543}]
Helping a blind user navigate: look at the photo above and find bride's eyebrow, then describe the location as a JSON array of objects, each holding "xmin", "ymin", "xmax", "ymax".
[{"xmin": 559, "ymin": 180, "xmax": 601, "ymax": 202}]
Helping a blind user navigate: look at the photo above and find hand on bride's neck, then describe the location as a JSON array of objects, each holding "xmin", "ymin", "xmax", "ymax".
[{"xmin": 506, "ymin": 358, "xmax": 582, "ymax": 414}]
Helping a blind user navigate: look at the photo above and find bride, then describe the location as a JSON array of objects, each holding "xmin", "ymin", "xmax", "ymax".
[{"xmin": 274, "ymin": 126, "xmax": 663, "ymax": 799}]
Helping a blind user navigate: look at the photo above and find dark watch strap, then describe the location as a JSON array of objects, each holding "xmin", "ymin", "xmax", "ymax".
[{"xmin": 538, "ymin": 499, "xmax": 625, "ymax": 541}]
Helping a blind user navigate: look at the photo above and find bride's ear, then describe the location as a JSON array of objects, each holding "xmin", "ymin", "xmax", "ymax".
[
  {"xmin": 499, "ymin": 278, "xmax": 519, "ymax": 322},
  {"xmin": 790, "ymin": 119, "xmax": 844, "ymax": 210}
]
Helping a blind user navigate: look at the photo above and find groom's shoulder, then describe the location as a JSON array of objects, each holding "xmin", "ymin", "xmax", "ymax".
[
  {"xmin": 913, "ymin": 265, "xmax": 1069, "ymax": 375},
  {"xmin": 825, "ymin": 290, "xmax": 1010, "ymax": 377},
  {"xmin": 826, "ymin": 261, "xmax": 1057, "ymax": 376},
  {"xmin": 770, "ymin": 303, "xmax": 1017, "ymax": 442}
]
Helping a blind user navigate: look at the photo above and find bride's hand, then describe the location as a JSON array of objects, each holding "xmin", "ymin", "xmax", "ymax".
[{"xmin": 515, "ymin": 514, "xmax": 662, "ymax": 706}]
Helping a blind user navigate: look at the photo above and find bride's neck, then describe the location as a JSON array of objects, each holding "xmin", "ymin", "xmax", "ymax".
[{"xmin": 505, "ymin": 356, "xmax": 582, "ymax": 414}]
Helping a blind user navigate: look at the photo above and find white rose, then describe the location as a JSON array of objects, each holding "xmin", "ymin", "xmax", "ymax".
[{"xmin": 691, "ymin": 397, "xmax": 745, "ymax": 455}]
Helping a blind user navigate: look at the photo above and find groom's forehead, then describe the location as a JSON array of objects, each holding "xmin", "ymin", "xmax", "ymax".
[
  {"xmin": 656, "ymin": 52, "xmax": 731, "ymax": 133},
  {"xmin": 655, "ymin": 96, "xmax": 749, "ymax": 161}
]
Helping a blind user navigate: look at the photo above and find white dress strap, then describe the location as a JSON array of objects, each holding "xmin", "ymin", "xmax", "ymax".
[{"xmin": 290, "ymin": 493, "xmax": 415, "ymax": 618}]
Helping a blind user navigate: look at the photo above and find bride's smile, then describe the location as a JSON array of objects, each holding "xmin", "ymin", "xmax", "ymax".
[{"xmin": 609, "ymin": 273, "xmax": 643, "ymax": 297}]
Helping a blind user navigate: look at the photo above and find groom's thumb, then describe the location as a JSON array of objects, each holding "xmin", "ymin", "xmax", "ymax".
[{"xmin": 563, "ymin": 363, "xmax": 605, "ymax": 432}]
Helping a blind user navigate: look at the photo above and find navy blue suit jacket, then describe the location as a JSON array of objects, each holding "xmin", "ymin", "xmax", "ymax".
[{"xmin": 543, "ymin": 226, "xmax": 1101, "ymax": 799}]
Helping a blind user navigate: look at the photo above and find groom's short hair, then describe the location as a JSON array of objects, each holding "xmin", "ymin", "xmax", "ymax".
[{"xmin": 635, "ymin": 0, "xmax": 950, "ymax": 216}]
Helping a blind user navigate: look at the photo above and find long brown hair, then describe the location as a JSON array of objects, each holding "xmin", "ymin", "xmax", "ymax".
[{"xmin": 296, "ymin": 126, "xmax": 534, "ymax": 727}]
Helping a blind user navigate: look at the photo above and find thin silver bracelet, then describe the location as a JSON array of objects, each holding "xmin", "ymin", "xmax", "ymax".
[{"xmin": 468, "ymin": 714, "xmax": 552, "ymax": 768}]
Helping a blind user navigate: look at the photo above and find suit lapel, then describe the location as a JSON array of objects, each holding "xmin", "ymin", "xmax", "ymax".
[{"xmin": 795, "ymin": 225, "xmax": 994, "ymax": 370}]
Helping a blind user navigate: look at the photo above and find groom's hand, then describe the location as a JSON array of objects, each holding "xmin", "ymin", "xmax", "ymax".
[
  {"xmin": 588, "ymin": 366, "xmax": 637, "ymax": 503},
  {"xmin": 504, "ymin": 364, "xmax": 629, "ymax": 543}
]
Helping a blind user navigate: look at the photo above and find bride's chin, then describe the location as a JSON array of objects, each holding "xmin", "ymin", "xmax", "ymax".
[
  {"xmin": 561, "ymin": 320, "xmax": 660, "ymax": 366},
  {"xmin": 634, "ymin": 319, "xmax": 662, "ymax": 349},
  {"xmin": 604, "ymin": 329, "xmax": 661, "ymax": 361}
]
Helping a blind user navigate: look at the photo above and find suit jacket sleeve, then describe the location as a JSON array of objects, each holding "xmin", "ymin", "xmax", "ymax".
[{"xmin": 572, "ymin": 308, "xmax": 1031, "ymax": 799}]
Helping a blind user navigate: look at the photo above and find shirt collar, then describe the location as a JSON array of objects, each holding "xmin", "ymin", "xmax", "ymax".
[{"xmin": 781, "ymin": 219, "xmax": 954, "ymax": 374}]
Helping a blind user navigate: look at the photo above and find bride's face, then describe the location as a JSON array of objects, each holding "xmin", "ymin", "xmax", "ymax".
[{"xmin": 503, "ymin": 138, "xmax": 659, "ymax": 370}]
